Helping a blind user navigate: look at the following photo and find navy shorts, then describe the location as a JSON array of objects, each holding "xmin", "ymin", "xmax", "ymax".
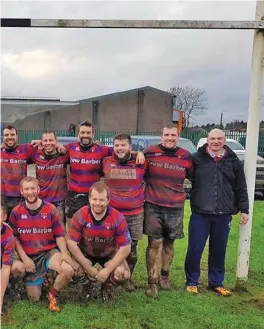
[
  {"xmin": 65, "ymin": 191, "xmax": 89, "ymax": 218},
  {"xmin": 24, "ymin": 248, "xmax": 59, "ymax": 286}
]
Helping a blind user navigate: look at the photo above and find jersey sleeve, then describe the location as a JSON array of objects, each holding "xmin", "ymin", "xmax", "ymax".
[
  {"xmin": 68, "ymin": 208, "xmax": 85, "ymax": 243},
  {"xmin": 50, "ymin": 205, "xmax": 66, "ymax": 238},
  {"xmin": 26, "ymin": 143, "xmax": 34, "ymax": 164},
  {"xmin": 185, "ymin": 151, "xmax": 193, "ymax": 179},
  {"xmin": 106, "ymin": 146, "xmax": 113, "ymax": 156},
  {"xmin": 115, "ymin": 214, "xmax": 132, "ymax": 248},
  {"xmin": 2, "ymin": 225, "xmax": 15, "ymax": 266},
  {"xmin": 9, "ymin": 210, "xmax": 18, "ymax": 236}
]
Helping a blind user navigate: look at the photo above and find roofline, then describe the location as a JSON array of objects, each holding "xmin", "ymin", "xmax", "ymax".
[
  {"xmin": 79, "ymin": 86, "xmax": 172, "ymax": 103},
  {"xmin": 1, "ymin": 99, "xmax": 79, "ymax": 106}
]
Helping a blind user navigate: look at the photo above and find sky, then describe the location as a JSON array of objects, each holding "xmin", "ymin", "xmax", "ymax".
[{"xmin": 1, "ymin": 0, "xmax": 264, "ymax": 125}]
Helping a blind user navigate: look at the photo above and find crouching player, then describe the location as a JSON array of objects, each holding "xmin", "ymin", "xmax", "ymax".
[
  {"xmin": 67, "ymin": 182, "xmax": 131, "ymax": 301},
  {"xmin": 1, "ymin": 203, "xmax": 25, "ymax": 313},
  {"xmin": 9, "ymin": 177, "xmax": 76, "ymax": 312}
]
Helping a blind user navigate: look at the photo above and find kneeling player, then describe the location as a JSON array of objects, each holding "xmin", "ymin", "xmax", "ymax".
[
  {"xmin": 9, "ymin": 177, "xmax": 76, "ymax": 312},
  {"xmin": 67, "ymin": 182, "xmax": 131, "ymax": 301},
  {"xmin": 1, "ymin": 203, "xmax": 25, "ymax": 313}
]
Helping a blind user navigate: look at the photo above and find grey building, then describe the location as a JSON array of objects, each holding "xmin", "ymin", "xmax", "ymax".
[{"xmin": 1, "ymin": 86, "xmax": 173, "ymax": 132}]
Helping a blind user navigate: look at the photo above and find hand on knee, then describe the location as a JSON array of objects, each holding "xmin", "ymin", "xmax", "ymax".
[
  {"xmin": 11, "ymin": 263, "xmax": 26, "ymax": 279},
  {"xmin": 112, "ymin": 267, "xmax": 131, "ymax": 284}
]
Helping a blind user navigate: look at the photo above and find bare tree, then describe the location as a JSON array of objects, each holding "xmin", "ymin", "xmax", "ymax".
[{"xmin": 169, "ymin": 86, "xmax": 208, "ymax": 129}]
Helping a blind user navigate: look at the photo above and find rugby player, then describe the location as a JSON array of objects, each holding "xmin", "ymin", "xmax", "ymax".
[
  {"xmin": 143, "ymin": 123, "xmax": 193, "ymax": 298},
  {"xmin": 101, "ymin": 133, "xmax": 147, "ymax": 290},
  {"xmin": 67, "ymin": 182, "xmax": 131, "ymax": 301},
  {"xmin": 9, "ymin": 177, "xmax": 76, "ymax": 312}
]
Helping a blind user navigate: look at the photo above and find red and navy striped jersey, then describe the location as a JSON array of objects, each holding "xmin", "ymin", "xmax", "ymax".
[
  {"xmin": 32, "ymin": 149, "xmax": 69, "ymax": 203},
  {"xmin": 66, "ymin": 143, "xmax": 112, "ymax": 193},
  {"xmin": 9, "ymin": 201, "xmax": 65, "ymax": 256},
  {"xmin": 102, "ymin": 156, "xmax": 147, "ymax": 215},
  {"xmin": 1, "ymin": 223, "xmax": 15, "ymax": 267},
  {"xmin": 144, "ymin": 145, "xmax": 193, "ymax": 208},
  {"xmin": 68, "ymin": 205, "xmax": 131, "ymax": 258},
  {"xmin": 1, "ymin": 144, "xmax": 33, "ymax": 197}
]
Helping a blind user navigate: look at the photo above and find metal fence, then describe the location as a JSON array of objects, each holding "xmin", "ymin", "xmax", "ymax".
[{"xmin": 17, "ymin": 129, "xmax": 264, "ymax": 157}]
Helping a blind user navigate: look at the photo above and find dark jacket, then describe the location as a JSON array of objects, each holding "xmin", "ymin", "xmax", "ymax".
[{"xmin": 190, "ymin": 144, "xmax": 249, "ymax": 215}]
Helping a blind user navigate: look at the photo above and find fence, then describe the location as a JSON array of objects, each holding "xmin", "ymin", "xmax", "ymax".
[{"xmin": 17, "ymin": 129, "xmax": 264, "ymax": 157}]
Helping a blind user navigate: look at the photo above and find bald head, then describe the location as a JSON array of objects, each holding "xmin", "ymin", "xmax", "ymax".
[
  {"xmin": 207, "ymin": 128, "xmax": 226, "ymax": 154},
  {"xmin": 208, "ymin": 128, "xmax": 225, "ymax": 139}
]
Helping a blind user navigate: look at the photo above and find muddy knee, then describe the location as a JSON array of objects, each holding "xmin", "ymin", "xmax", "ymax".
[
  {"xmin": 26, "ymin": 286, "xmax": 42, "ymax": 302},
  {"xmin": 61, "ymin": 263, "xmax": 75, "ymax": 280},
  {"xmin": 163, "ymin": 238, "xmax": 174, "ymax": 254},
  {"xmin": 148, "ymin": 237, "xmax": 163, "ymax": 250}
]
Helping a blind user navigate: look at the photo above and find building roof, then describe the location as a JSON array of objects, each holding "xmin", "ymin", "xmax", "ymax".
[
  {"xmin": 1, "ymin": 86, "xmax": 171, "ymax": 123},
  {"xmin": 79, "ymin": 86, "xmax": 172, "ymax": 103}
]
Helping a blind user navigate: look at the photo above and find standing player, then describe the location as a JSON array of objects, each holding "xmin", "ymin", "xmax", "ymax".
[
  {"xmin": 61, "ymin": 121, "xmax": 144, "ymax": 229},
  {"xmin": 1, "ymin": 125, "xmax": 34, "ymax": 219},
  {"xmin": 64, "ymin": 121, "xmax": 111, "ymax": 228},
  {"xmin": 67, "ymin": 182, "xmax": 131, "ymax": 301},
  {"xmin": 31, "ymin": 130, "xmax": 69, "ymax": 223},
  {"xmin": 101, "ymin": 133, "xmax": 147, "ymax": 289},
  {"xmin": 143, "ymin": 123, "xmax": 193, "ymax": 298},
  {"xmin": 9, "ymin": 177, "xmax": 76, "ymax": 312}
]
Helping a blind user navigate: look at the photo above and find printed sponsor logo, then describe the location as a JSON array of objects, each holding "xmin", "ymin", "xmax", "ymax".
[
  {"xmin": 110, "ymin": 168, "xmax": 137, "ymax": 179},
  {"xmin": 149, "ymin": 161, "xmax": 185, "ymax": 172},
  {"xmin": 0, "ymin": 158, "xmax": 27, "ymax": 164},
  {"xmin": 70, "ymin": 157, "xmax": 100, "ymax": 165},
  {"xmin": 85, "ymin": 236, "xmax": 114, "ymax": 243},
  {"xmin": 36, "ymin": 164, "xmax": 64, "ymax": 170},
  {"xmin": 21, "ymin": 214, "xmax": 28, "ymax": 219},
  {"xmin": 18, "ymin": 227, "xmax": 52, "ymax": 234}
]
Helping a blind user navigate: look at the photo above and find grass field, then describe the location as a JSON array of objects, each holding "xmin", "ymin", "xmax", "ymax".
[{"xmin": 2, "ymin": 201, "xmax": 264, "ymax": 329}]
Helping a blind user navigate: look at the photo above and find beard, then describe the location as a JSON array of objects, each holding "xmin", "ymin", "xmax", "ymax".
[
  {"xmin": 24, "ymin": 195, "xmax": 38, "ymax": 204},
  {"xmin": 80, "ymin": 137, "xmax": 92, "ymax": 146},
  {"xmin": 91, "ymin": 204, "xmax": 107, "ymax": 216},
  {"xmin": 4, "ymin": 139, "xmax": 17, "ymax": 149},
  {"xmin": 114, "ymin": 151, "xmax": 131, "ymax": 164}
]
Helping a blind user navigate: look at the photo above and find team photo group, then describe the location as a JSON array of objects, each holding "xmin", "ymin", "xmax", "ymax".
[{"xmin": 1, "ymin": 121, "xmax": 249, "ymax": 313}]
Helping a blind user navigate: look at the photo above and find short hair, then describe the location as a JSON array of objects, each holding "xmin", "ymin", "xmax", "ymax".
[
  {"xmin": 113, "ymin": 133, "xmax": 132, "ymax": 145},
  {"xmin": 42, "ymin": 129, "xmax": 57, "ymax": 140},
  {"xmin": 20, "ymin": 176, "xmax": 39, "ymax": 189},
  {"xmin": 1, "ymin": 200, "xmax": 7, "ymax": 215},
  {"xmin": 78, "ymin": 121, "xmax": 94, "ymax": 133},
  {"xmin": 89, "ymin": 182, "xmax": 110, "ymax": 199},
  {"xmin": 2, "ymin": 125, "xmax": 18, "ymax": 136},
  {"xmin": 161, "ymin": 123, "xmax": 178, "ymax": 135}
]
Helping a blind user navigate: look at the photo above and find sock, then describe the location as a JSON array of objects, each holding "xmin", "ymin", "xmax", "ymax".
[{"xmin": 49, "ymin": 287, "xmax": 59, "ymax": 297}]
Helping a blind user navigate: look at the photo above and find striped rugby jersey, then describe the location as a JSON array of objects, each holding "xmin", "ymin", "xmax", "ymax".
[
  {"xmin": 32, "ymin": 149, "xmax": 69, "ymax": 203},
  {"xmin": 102, "ymin": 155, "xmax": 148, "ymax": 215},
  {"xmin": 66, "ymin": 143, "xmax": 112, "ymax": 193},
  {"xmin": 1, "ymin": 144, "xmax": 33, "ymax": 197},
  {"xmin": 9, "ymin": 201, "xmax": 65, "ymax": 256},
  {"xmin": 1, "ymin": 223, "xmax": 15, "ymax": 267},
  {"xmin": 69, "ymin": 205, "xmax": 131, "ymax": 258},
  {"xmin": 144, "ymin": 144, "xmax": 193, "ymax": 208}
]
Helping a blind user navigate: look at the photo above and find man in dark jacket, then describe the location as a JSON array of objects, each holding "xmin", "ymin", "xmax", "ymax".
[{"xmin": 185, "ymin": 128, "xmax": 249, "ymax": 296}]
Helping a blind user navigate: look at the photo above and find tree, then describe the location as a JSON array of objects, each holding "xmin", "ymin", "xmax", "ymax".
[{"xmin": 169, "ymin": 85, "xmax": 208, "ymax": 129}]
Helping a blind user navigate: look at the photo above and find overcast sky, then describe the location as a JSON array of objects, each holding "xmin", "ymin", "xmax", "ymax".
[{"xmin": 1, "ymin": 0, "xmax": 264, "ymax": 125}]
